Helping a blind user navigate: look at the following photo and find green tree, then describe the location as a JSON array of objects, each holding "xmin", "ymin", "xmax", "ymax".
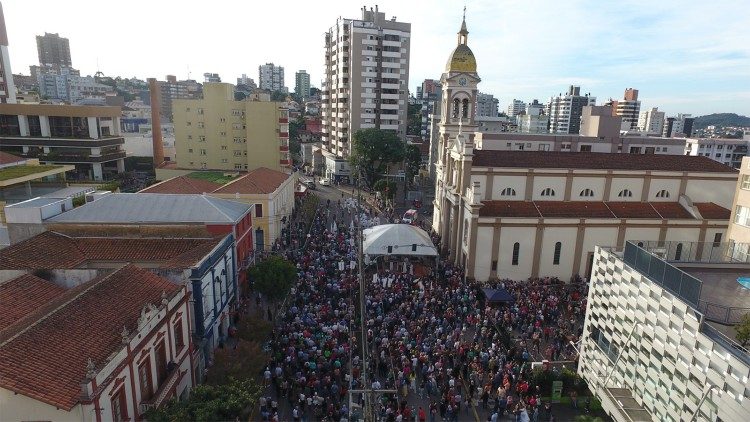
[
  {"xmin": 407, "ymin": 103, "xmax": 422, "ymax": 136},
  {"xmin": 736, "ymin": 313, "xmax": 750, "ymax": 346},
  {"xmin": 288, "ymin": 116, "xmax": 305, "ymax": 163},
  {"xmin": 270, "ymin": 90, "xmax": 287, "ymax": 101},
  {"xmin": 404, "ymin": 144, "xmax": 422, "ymax": 186},
  {"xmin": 373, "ymin": 179, "xmax": 397, "ymax": 200},
  {"xmin": 248, "ymin": 256, "xmax": 296, "ymax": 302},
  {"xmin": 350, "ymin": 128, "xmax": 406, "ymax": 188},
  {"xmin": 234, "ymin": 91, "xmax": 247, "ymax": 101},
  {"xmin": 145, "ymin": 378, "xmax": 262, "ymax": 422}
]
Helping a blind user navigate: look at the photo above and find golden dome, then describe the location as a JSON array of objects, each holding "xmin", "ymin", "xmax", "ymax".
[{"xmin": 446, "ymin": 44, "xmax": 477, "ymax": 73}]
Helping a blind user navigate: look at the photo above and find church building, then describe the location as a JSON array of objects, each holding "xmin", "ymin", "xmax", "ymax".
[{"xmin": 431, "ymin": 16, "xmax": 738, "ymax": 281}]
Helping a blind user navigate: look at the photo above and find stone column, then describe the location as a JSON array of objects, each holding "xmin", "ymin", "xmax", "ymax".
[{"xmin": 92, "ymin": 163, "xmax": 103, "ymax": 181}]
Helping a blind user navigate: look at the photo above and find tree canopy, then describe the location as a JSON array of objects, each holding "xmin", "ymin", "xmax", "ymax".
[
  {"xmin": 350, "ymin": 128, "xmax": 405, "ymax": 188},
  {"xmin": 248, "ymin": 256, "xmax": 296, "ymax": 302},
  {"xmin": 404, "ymin": 144, "xmax": 422, "ymax": 183},
  {"xmin": 145, "ymin": 378, "xmax": 262, "ymax": 422},
  {"xmin": 736, "ymin": 313, "xmax": 750, "ymax": 346},
  {"xmin": 407, "ymin": 103, "xmax": 422, "ymax": 136}
]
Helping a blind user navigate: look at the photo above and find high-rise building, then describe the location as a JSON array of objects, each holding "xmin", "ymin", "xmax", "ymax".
[
  {"xmin": 475, "ymin": 92, "xmax": 499, "ymax": 117},
  {"xmin": 517, "ymin": 101, "xmax": 548, "ymax": 133},
  {"xmin": 148, "ymin": 75, "xmax": 202, "ymax": 122},
  {"xmin": 506, "ymin": 99, "xmax": 526, "ymax": 117},
  {"xmin": 320, "ymin": 5, "xmax": 411, "ymax": 161},
  {"xmin": 547, "ymin": 85, "xmax": 596, "ymax": 134},
  {"xmin": 258, "ymin": 63, "xmax": 285, "ymax": 92},
  {"xmin": 295, "ymin": 70, "xmax": 310, "ymax": 98},
  {"xmin": 638, "ymin": 106, "xmax": 665, "ymax": 134},
  {"xmin": 663, "ymin": 113, "xmax": 694, "ymax": 138},
  {"xmin": 607, "ymin": 88, "xmax": 641, "ymax": 130},
  {"xmin": 0, "ymin": 2, "xmax": 16, "ymax": 103},
  {"xmin": 236, "ymin": 74, "xmax": 257, "ymax": 90},
  {"xmin": 172, "ymin": 82, "xmax": 291, "ymax": 172},
  {"xmin": 419, "ymin": 79, "xmax": 441, "ymax": 141},
  {"xmin": 203, "ymin": 73, "xmax": 221, "ymax": 83},
  {"xmin": 36, "ymin": 33, "xmax": 72, "ymax": 68}
]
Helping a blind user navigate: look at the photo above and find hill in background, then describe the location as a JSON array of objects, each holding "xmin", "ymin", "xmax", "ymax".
[{"xmin": 693, "ymin": 113, "xmax": 750, "ymax": 129}]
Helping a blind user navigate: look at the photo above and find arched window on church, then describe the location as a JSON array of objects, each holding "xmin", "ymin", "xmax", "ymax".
[
  {"xmin": 462, "ymin": 98, "xmax": 469, "ymax": 118},
  {"xmin": 453, "ymin": 98, "xmax": 460, "ymax": 119}
]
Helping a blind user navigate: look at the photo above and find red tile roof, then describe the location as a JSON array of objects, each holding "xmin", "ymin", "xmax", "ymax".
[
  {"xmin": 0, "ymin": 151, "xmax": 25, "ymax": 165},
  {"xmin": 212, "ymin": 167, "xmax": 291, "ymax": 194},
  {"xmin": 0, "ymin": 265, "xmax": 182, "ymax": 410},
  {"xmin": 694, "ymin": 202, "xmax": 731, "ymax": 220},
  {"xmin": 472, "ymin": 151, "xmax": 737, "ymax": 173},
  {"xmin": 479, "ymin": 200, "xmax": 701, "ymax": 220},
  {"xmin": 0, "ymin": 274, "xmax": 65, "ymax": 330},
  {"xmin": 0, "ymin": 231, "xmax": 223, "ymax": 270},
  {"xmin": 139, "ymin": 175, "xmax": 223, "ymax": 194}
]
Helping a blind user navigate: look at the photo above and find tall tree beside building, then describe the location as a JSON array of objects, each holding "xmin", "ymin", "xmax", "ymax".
[{"xmin": 349, "ymin": 128, "xmax": 406, "ymax": 188}]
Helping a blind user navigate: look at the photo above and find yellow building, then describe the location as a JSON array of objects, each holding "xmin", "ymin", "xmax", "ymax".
[
  {"xmin": 727, "ymin": 156, "xmax": 750, "ymax": 256},
  {"xmin": 172, "ymin": 83, "xmax": 290, "ymax": 173}
]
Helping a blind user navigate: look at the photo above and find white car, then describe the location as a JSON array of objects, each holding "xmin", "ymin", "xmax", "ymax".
[{"xmin": 319, "ymin": 178, "xmax": 332, "ymax": 186}]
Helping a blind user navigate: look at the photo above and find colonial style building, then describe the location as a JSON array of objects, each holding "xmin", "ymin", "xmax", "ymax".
[{"xmin": 431, "ymin": 20, "xmax": 739, "ymax": 281}]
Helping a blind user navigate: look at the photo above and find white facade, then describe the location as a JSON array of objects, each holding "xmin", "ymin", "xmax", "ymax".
[
  {"xmin": 321, "ymin": 6, "xmax": 411, "ymax": 158},
  {"xmin": 506, "ymin": 99, "xmax": 525, "ymax": 117},
  {"xmin": 258, "ymin": 63, "xmax": 285, "ymax": 92},
  {"xmin": 638, "ymin": 107, "xmax": 665, "ymax": 135},
  {"xmin": 0, "ymin": 45, "xmax": 16, "ymax": 103},
  {"xmin": 685, "ymin": 138, "xmax": 748, "ymax": 168},
  {"xmin": 547, "ymin": 85, "xmax": 596, "ymax": 134},
  {"xmin": 473, "ymin": 132, "xmax": 688, "ymax": 156},
  {"xmin": 579, "ymin": 245, "xmax": 750, "ymax": 422},
  {"xmin": 476, "ymin": 92, "xmax": 499, "ymax": 117},
  {"xmin": 517, "ymin": 113, "xmax": 549, "ymax": 133}
]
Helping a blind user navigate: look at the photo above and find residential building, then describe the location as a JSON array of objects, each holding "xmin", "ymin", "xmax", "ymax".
[
  {"xmin": 547, "ymin": 85, "xmax": 596, "ymax": 134},
  {"xmin": 419, "ymin": 79, "xmax": 441, "ymax": 144},
  {"xmin": 1, "ymin": 231, "xmax": 237, "ymax": 376},
  {"xmin": 579, "ymin": 242, "xmax": 750, "ymax": 421},
  {"xmin": 236, "ymin": 73, "xmax": 257, "ymax": 90},
  {"xmin": 580, "ymin": 105, "xmax": 622, "ymax": 138},
  {"xmin": 0, "ymin": 2, "xmax": 16, "ymax": 104},
  {"xmin": 476, "ymin": 115, "xmax": 514, "ymax": 133},
  {"xmin": 516, "ymin": 101, "xmax": 548, "ymax": 134},
  {"xmin": 728, "ymin": 157, "xmax": 750, "ymax": 258},
  {"xmin": 37, "ymin": 70, "xmax": 111, "ymax": 103},
  {"xmin": 427, "ymin": 96, "xmax": 442, "ymax": 180},
  {"xmin": 295, "ymin": 70, "xmax": 310, "ymax": 99},
  {"xmin": 203, "ymin": 73, "xmax": 221, "ymax": 83},
  {"xmin": 476, "ymin": 92, "xmax": 499, "ymax": 117},
  {"xmin": 506, "ymin": 99, "xmax": 525, "ymax": 117},
  {"xmin": 472, "ymin": 132, "xmax": 688, "ymax": 155},
  {"xmin": 0, "ymin": 265, "xmax": 193, "ymax": 421},
  {"xmin": 664, "ymin": 113, "xmax": 694, "ymax": 138},
  {"xmin": 685, "ymin": 138, "xmax": 748, "ymax": 168},
  {"xmin": 148, "ymin": 75, "xmax": 202, "ymax": 122},
  {"xmin": 210, "ymin": 167, "xmax": 297, "ymax": 251},
  {"xmin": 259, "ymin": 63, "xmax": 285, "ymax": 92},
  {"xmin": 171, "ymin": 82, "xmax": 290, "ymax": 173},
  {"xmin": 36, "ymin": 32, "xmax": 72, "ymax": 68},
  {"xmin": 0, "ymin": 103, "xmax": 126, "ymax": 180},
  {"xmin": 607, "ymin": 88, "xmax": 641, "ymax": 130},
  {"xmin": 320, "ymin": 5, "xmax": 411, "ymax": 162},
  {"xmin": 638, "ymin": 106, "xmax": 665, "ymax": 135}
]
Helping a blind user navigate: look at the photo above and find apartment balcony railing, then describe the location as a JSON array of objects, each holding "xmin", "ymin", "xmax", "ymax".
[
  {"xmin": 0, "ymin": 135, "xmax": 125, "ymax": 148},
  {"xmin": 139, "ymin": 364, "xmax": 185, "ymax": 414},
  {"xmin": 39, "ymin": 151, "xmax": 126, "ymax": 164}
]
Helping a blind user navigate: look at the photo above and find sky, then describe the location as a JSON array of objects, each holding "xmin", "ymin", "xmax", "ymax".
[{"xmin": 4, "ymin": 0, "xmax": 750, "ymax": 116}]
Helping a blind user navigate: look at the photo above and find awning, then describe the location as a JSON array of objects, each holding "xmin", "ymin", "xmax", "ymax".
[
  {"xmin": 362, "ymin": 224, "xmax": 438, "ymax": 257},
  {"xmin": 482, "ymin": 287, "xmax": 515, "ymax": 303}
]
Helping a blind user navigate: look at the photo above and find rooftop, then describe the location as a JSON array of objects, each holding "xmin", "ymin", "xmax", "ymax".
[
  {"xmin": 472, "ymin": 150, "xmax": 738, "ymax": 173},
  {"xmin": 212, "ymin": 167, "xmax": 291, "ymax": 195},
  {"xmin": 478, "ymin": 200, "xmax": 727, "ymax": 219},
  {"xmin": 47, "ymin": 193, "xmax": 252, "ymax": 224},
  {"xmin": 0, "ymin": 151, "xmax": 25, "ymax": 166},
  {"xmin": 0, "ymin": 231, "xmax": 224, "ymax": 270},
  {"xmin": 0, "ymin": 274, "xmax": 66, "ymax": 330},
  {"xmin": 0, "ymin": 265, "xmax": 181, "ymax": 410},
  {"xmin": 0, "ymin": 164, "xmax": 67, "ymax": 183},
  {"xmin": 140, "ymin": 175, "xmax": 223, "ymax": 194}
]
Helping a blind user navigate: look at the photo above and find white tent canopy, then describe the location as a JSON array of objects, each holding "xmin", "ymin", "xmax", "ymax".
[{"xmin": 362, "ymin": 224, "xmax": 438, "ymax": 257}]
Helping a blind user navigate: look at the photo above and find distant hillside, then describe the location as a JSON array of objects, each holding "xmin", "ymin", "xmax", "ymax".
[{"xmin": 693, "ymin": 113, "xmax": 750, "ymax": 129}]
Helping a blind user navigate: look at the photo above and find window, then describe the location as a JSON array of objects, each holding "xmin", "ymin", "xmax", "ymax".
[
  {"xmin": 138, "ymin": 359, "xmax": 153, "ymax": 401},
  {"xmin": 256, "ymin": 204, "xmax": 263, "ymax": 218},
  {"xmin": 500, "ymin": 187, "xmax": 516, "ymax": 196},
  {"xmin": 197, "ymin": 122, "xmax": 204, "ymax": 128},
  {"xmin": 579, "ymin": 145, "xmax": 592, "ymax": 152},
  {"xmin": 538, "ymin": 144, "xmax": 550, "ymax": 151},
  {"xmin": 553, "ymin": 242, "xmax": 562, "ymax": 265},
  {"xmin": 452, "ymin": 98, "xmax": 460, "ymax": 118},
  {"xmin": 618, "ymin": 189, "xmax": 633, "ymax": 198},
  {"xmin": 540, "ymin": 188, "xmax": 555, "ymax": 197},
  {"xmin": 512, "ymin": 243, "xmax": 520, "ymax": 266},
  {"xmin": 111, "ymin": 388, "xmax": 128, "ymax": 422},
  {"xmin": 655, "ymin": 189, "xmax": 670, "ymax": 198},
  {"xmin": 713, "ymin": 233, "xmax": 722, "ymax": 247},
  {"xmin": 674, "ymin": 243, "xmax": 683, "ymax": 261},
  {"xmin": 580, "ymin": 189, "xmax": 594, "ymax": 197},
  {"xmin": 173, "ymin": 319, "xmax": 184, "ymax": 352},
  {"xmin": 199, "ymin": 135, "xmax": 206, "ymax": 142},
  {"xmin": 199, "ymin": 149, "xmax": 206, "ymax": 156},
  {"xmin": 734, "ymin": 205, "xmax": 750, "ymax": 226},
  {"xmin": 221, "ymin": 145, "xmax": 227, "ymax": 150},
  {"xmin": 462, "ymin": 98, "xmax": 469, "ymax": 118},
  {"xmin": 155, "ymin": 341, "xmax": 168, "ymax": 387},
  {"xmin": 629, "ymin": 147, "xmax": 641, "ymax": 154}
]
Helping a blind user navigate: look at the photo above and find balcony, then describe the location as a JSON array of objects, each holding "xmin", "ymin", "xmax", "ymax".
[
  {"xmin": 279, "ymin": 145, "xmax": 289, "ymax": 152},
  {"xmin": 279, "ymin": 132, "xmax": 289, "ymax": 138},
  {"xmin": 280, "ymin": 159, "xmax": 291, "ymax": 166},
  {"xmin": 39, "ymin": 150, "xmax": 126, "ymax": 164},
  {"xmin": 0, "ymin": 135, "xmax": 125, "ymax": 148},
  {"xmin": 278, "ymin": 117, "xmax": 288, "ymax": 124},
  {"xmin": 139, "ymin": 364, "xmax": 186, "ymax": 414}
]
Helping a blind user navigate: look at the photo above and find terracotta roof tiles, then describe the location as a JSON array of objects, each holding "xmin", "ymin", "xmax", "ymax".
[
  {"xmin": 212, "ymin": 167, "xmax": 291, "ymax": 194},
  {"xmin": 479, "ymin": 200, "xmax": 703, "ymax": 220},
  {"xmin": 0, "ymin": 274, "xmax": 66, "ymax": 330},
  {"xmin": 0, "ymin": 265, "xmax": 182, "ymax": 410},
  {"xmin": 140, "ymin": 176, "xmax": 223, "ymax": 194},
  {"xmin": 694, "ymin": 202, "xmax": 731, "ymax": 220}
]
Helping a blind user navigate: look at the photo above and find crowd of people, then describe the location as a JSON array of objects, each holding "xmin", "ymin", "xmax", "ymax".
[{"xmin": 256, "ymin": 198, "xmax": 590, "ymax": 422}]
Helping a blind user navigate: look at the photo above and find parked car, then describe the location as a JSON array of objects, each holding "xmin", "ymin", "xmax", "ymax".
[
  {"xmin": 402, "ymin": 209, "xmax": 418, "ymax": 224},
  {"xmin": 319, "ymin": 178, "xmax": 332, "ymax": 186}
]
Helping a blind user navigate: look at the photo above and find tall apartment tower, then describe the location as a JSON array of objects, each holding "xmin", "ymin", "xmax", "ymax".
[
  {"xmin": 547, "ymin": 85, "xmax": 596, "ymax": 134},
  {"xmin": 321, "ymin": 5, "xmax": 411, "ymax": 158},
  {"xmin": 295, "ymin": 70, "xmax": 310, "ymax": 98},
  {"xmin": 507, "ymin": 99, "xmax": 526, "ymax": 117},
  {"xmin": 259, "ymin": 63, "xmax": 285, "ymax": 92},
  {"xmin": 0, "ymin": 2, "xmax": 16, "ymax": 103},
  {"xmin": 638, "ymin": 107, "xmax": 665, "ymax": 134},
  {"xmin": 36, "ymin": 32, "xmax": 72, "ymax": 68},
  {"xmin": 608, "ymin": 88, "xmax": 641, "ymax": 130},
  {"xmin": 476, "ymin": 92, "xmax": 499, "ymax": 117}
]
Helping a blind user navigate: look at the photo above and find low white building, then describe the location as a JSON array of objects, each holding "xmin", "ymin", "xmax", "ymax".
[
  {"xmin": 579, "ymin": 242, "xmax": 750, "ymax": 422},
  {"xmin": 685, "ymin": 138, "xmax": 748, "ymax": 169}
]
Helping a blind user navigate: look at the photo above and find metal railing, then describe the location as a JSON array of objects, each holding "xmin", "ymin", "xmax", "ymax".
[
  {"xmin": 633, "ymin": 240, "xmax": 750, "ymax": 264},
  {"xmin": 697, "ymin": 300, "xmax": 750, "ymax": 325}
]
